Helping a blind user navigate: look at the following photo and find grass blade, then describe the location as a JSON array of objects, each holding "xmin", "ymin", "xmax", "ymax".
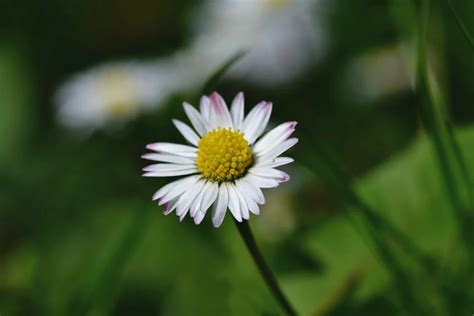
[
  {"xmin": 200, "ymin": 50, "xmax": 246, "ymax": 95},
  {"xmin": 415, "ymin": 0, "xmax": 471, "ymax": 239},
  {"xmin": 447, "ymin": 0, "xmax": 474, "ymax": 53}
]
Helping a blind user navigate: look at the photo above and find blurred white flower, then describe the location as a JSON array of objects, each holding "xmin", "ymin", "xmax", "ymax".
[
  {"xmin": 181, "ymin": 0, "xmax": 325, "ymax": 86},
  {"xmin": 55, "ymin": 61, "xmax": 177, "ymax": 131},
  {"xmin": 344, "ymin": 45, "xmax": 415, "ymax": 103}
]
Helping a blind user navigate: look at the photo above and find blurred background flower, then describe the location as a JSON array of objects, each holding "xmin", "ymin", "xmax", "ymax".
[
  {"xmin": 55, "ymin": 61, "xmax": 177, "ymax": 132},
  {"xmin": 186, "ymin": 0, "xmax": 325, "ymax": 86}
]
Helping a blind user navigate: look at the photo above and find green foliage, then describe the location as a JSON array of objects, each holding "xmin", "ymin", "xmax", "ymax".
[{"xmin": 0, "ymin": 41, "xmax": 35, "ymax": 168}]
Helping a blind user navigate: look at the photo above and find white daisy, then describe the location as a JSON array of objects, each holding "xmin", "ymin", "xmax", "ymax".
[
  {"xmin": 142, "ymin": 92, "xmax": 298, "ymax": 227},
  {"xmin": 55, "ymin": 61, "xmax": 177, "ymax": 131}
]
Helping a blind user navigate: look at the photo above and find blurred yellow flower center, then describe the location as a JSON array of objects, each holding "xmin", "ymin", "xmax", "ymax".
[
  {"xmin": 196, "ymin": 128, "xmax": 253, "ymax": 182},
  {"xmin": 107, "ymin": 102, "xmax": 136, "ymax": 117},
  {"xmin": 99, "ymin": 70, "xmax": 136, "ymax": 118}
]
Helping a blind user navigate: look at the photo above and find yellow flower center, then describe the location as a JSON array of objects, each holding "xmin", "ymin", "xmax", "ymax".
[{"xmin": 196, "ymin": 128, "xmax": 253, "ymax": 182}]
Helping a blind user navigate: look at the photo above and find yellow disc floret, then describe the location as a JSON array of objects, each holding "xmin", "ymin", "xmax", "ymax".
[{"xmin": 196, "ymin": 128, "xmax": 253, "ymax": 182}]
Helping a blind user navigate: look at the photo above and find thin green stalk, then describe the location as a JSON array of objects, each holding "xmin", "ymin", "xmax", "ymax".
[
  {"xmin": 415, "ymin": 0, "xmax": 471, "ymax": 241},
  {"xmin": 200, "ymin": 50, "xmax": 246, "ymax": 95},
  {"xmin": 72, "ymin": 207, "xmax": 152, "ymax": 316},
  {"xmin": 446, "ymin": 120, "xmax": 473, "ymax": 208},
  {"xmin": 234, "ymin": 220, "xmax": 297, "ymax": 316},
  {"xmin": 444, "ymin": 0, "xmax": 474, "ymax": 209},
  {"xmin": 447, "ymin": 0, "xmax": 474, "ymax": 52}
]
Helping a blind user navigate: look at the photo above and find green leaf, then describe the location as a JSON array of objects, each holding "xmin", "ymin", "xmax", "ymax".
[{"xmin": 291, "ymin": 127, "xmax": 474, "ymax": 314}]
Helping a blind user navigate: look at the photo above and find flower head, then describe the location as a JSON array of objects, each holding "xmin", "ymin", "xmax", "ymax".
[
  {"xmin": 142, "ymin": 92, "xmax": 298, "ymax": 227},
  {"xmin": 55, "ymin": 61, "xmax": 176, "ymax": 132}
]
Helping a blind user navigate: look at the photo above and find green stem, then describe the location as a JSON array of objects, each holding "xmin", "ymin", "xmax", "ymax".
[
  {"xmin": 446, "ymin": 120, "xmax": 473, "ymax": 208},
  {"xmin": 234, "ymin": 220, "xmax": 297, "ymax": 316},
  {"xmin": 415, "ymin": 0, "xmax": 470, "ymax": 241}
]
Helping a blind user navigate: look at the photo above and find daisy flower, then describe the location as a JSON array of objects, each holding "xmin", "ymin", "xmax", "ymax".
[
  {"xmin": 55, "ymin": 61, "xmax": 177, "ymax": 132},
  {"xmin": 142, "ymin": 92, "xmax": 298, "ymax": 227}
]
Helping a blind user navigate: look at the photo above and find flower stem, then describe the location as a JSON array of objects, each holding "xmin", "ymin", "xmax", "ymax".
[{"xmin": 234, "ymin": 220, "xmax": 297, "ymax": 316}]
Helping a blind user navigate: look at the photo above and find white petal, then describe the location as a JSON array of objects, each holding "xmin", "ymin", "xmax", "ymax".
[
  {"xmin": 209, "ymin": 92, "xmax": 233, "ymax": 129},
  {"xmin": 230, "ymin": 92, "xmax": 244, "ymax": 130},
  {"xmin": 236, "ymin": 184, "xmax": 259, "ymax": 216},
  {"xmin": 212, "ymin": 184, "xmax": 229, "ymax": 227},
  {"xmin": 190, "ymin": 181, "xmax": 211, "ymax": 217},
  {"xmin": 241, "ymin": 101, "xmax": 265, "ymax": 138},
  {"xmin": 246, "ymin": 174, "xmax": 280, "ymax": 188},
  {"xmin": 234, "ymin": 185, "xmax": 250, "ymax": 219},
  {"xmin": 176, "ymin": 180, "xmax": 206, "ymax": 217},
  {"xmin": 162, "ymin": 197, "xmax": 179, "ymax": 215},
  {"xmin": 172, "ymin": 119, "xmax": 200, "ymax": 146},
  {"xmin": 258, "ymin": 138, "xmax": 299, "ymax": 161},
  {"xmin": 159, "ymin": 175, "xmax": 200, "ymax": 204},
  {"xmin": 142, "ymin": 168, "xmax": 198, "ymax": 177},
  {"xmin": 141, "ymin": 153, "xmax": 195, "ymax": 164},
  {"xmin": 143, "ymin": 163, "xmax": 196, "ymax": 172},
  {"xmin": 199, "ymin": 96, "xmax": 211, "ymax": 123},
  {"xmin": 249, "ymin": 167, "xmax": 290, "ymax": 183},
  {"xmin": 242, "ymin": 102, "xmax": 272, "ymax": 144},
  {"xmin": 227, "ymin": 183, "xmax": 242, "ymax": 222},
  {"xmin": 183, "ymin": 102, "xmax": 208, "ymax": 136},
  {"xmin": 146, "ymin": 142, "xmax": 197, "ymax": 158},
  {"xmin": 152, "ymin": 176, "xmax": 195, "ymax": 201},
  {"xmin": 250, "ymin": 102, "xmax": 272, "ymax": 143},
  {"xmin": 200, "ymin": 181, "xmax": 219, "ymax": 213},
  {"xmin": 194, "ymin": 210, "xmax": 206, "ymax": 225},
  {"xmin": 255, "ymin": 157, "xmax": 294, "ymax": 168},
  {"xmin": 253, "ymin": 121, "xmax": 297, "ymax": 154},
  {"xmin": 237, "ymin": 178, "xmax": 265, "ymax": 205}
]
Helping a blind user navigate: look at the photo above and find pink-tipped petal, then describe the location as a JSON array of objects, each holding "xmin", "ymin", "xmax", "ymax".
[
  {"xmin": 253, "ymin": 121, "xmax": 297, "ymax": 154},
  {"xmin": 242, "ymin": 101, "xmax": 272, "ymax": 144},
  {"xmin": 209, "ymin": 92, "xmax": 233, "ymax": 129}
]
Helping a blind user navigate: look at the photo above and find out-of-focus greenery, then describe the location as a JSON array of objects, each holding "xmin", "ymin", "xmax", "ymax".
[{"xmin": 1, "ymin": 0, "xmax": 474, "ymax": 315}]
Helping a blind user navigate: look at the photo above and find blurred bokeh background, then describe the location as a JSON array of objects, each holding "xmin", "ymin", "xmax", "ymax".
[{"xmin": 1, "ymin": 0, "xmax": 474, "ymax": 315}]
